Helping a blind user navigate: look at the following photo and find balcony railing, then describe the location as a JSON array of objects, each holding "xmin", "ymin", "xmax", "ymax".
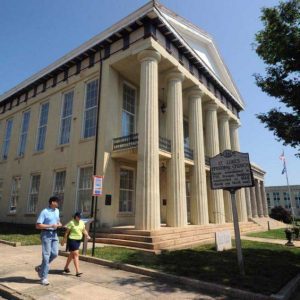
[
  {"xmin": 159, "ymin": 136, "xmax": 171, "ymax": 152},
  {"xmin": 112, "ymin": 133, "xmax": 138, "ymax": 151},
  {"xmin": 184, "ymin": 146, "xmax": 194, "ymax": 160}
]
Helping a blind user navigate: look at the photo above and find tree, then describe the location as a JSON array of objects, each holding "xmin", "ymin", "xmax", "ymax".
[
  {"xmin": 254, "ymin": 0, "xmax": 300, "ymax": 156},
  {"xmin": 270, "ymin": 206, "xmax": 292, "ymax": 223}
]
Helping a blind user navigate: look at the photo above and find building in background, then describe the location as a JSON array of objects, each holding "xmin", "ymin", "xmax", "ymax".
[
  {"xmin": 0, "ymin": 1, "xmax": 268, "ymax": 232},
  {"xmin": 266, "ymin": 185, "xmax": 300, "ymax": 217}
]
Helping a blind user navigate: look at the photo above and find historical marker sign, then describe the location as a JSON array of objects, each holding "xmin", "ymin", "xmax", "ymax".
[{"xmin": 210, "ymin": 150, "xmax": 254, "ymax": 190}]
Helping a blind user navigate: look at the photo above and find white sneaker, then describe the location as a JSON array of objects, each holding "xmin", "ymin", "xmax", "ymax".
[{"xmin": 41, "ymin": 278, "xmax": 50, "ymax": 286}]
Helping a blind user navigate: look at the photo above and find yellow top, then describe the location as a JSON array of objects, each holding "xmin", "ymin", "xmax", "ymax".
[{"xmin": 66, "ymin": 220, "xmax": 85, "ymax": 240}]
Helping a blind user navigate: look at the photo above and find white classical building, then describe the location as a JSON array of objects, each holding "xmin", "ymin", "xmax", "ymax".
[{"xmin": 0, "ymin": 1, "xmax": 268, "ymax": 240}]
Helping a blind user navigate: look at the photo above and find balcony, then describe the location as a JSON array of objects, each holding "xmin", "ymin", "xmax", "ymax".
[
  {"xmin": 184, "ymin": 146, "xmax": 194, "ymax": 160},
  {"xmin": 112, "ymin": 134, "xmax": 138, "ymax": 151}
]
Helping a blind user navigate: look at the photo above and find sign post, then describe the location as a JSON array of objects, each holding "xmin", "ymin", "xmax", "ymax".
[
  {"xmin": 92, "ymin": 176, "xmax": 103, "ymax": 256},
  {"xmin": 210, "ymin": 150, "xmax": 254, "ymax": 276}
]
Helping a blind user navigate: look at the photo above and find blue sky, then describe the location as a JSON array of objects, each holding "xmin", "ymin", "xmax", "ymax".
[{"xmin": 0, "ymin": 0, "xmax": 298, "ymax": 186}]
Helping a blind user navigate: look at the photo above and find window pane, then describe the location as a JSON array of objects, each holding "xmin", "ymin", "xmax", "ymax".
[
  {"xmin": 54, "ymin": 171, "xmax": 66, "ymax": 211},
  {"xmin": 119, "ymin": 168, "xmax": 134, "ymax": 213},
  {"xmin": 121, "ymin": 84, "xmax": 135, "ymax": 136},
  {"xmin": 2, "ymin": 119, "xmax": 13, "ymax": 160},
  {"xmin": 77, "ymin": 167, "xmax": 93, "ymax": 214},
  {"xmin": 18, "ymin": 111, "xmax": 31, "ymax": 156},
  {"xmin": 36, "ymin": 103, "xmax": 49, "ymax": 151},
  {"xmin": 84, "ymin": 107, "xmax": 97, "ymax": 138},
  {"xmin": 10, "ymin": 177, "xmax": 21, "ymax": 212},
  {"xmin": 28, "ymin": 175, "xmax": 40, "ymax": 213}
]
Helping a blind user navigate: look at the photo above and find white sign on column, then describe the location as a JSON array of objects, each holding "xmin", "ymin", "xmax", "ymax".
[{"xmin": 92, "ymin": 175, "xmax": 103, "ymax": 196}]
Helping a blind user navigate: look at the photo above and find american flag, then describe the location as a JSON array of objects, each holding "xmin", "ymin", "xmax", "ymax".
[{"xmin": 279, "ymin": 151, "xmax": 286, "ymax": 174}]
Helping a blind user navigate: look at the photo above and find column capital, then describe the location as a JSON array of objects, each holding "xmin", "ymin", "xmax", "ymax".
[
  {"xmin": 166, "ymin": 70, "xmax": 185, "ymax": 82},
  {"xmin": 137, "ymin": 49, "xmax": 161, "ymax": 63},
  {"xmin": 205, "ymin": 102, "xmax": 218, "ymax": 112},
  {"xmin": 229, "ymin": 120, "xmax": 241, "ymax": 129},
  {"xmin": 218, "ymin": 111, "xmax": 230, "ymax": 122},
  {"xmin": 187, "ymin": 88, "xmax": 206, "ymax": 99}
]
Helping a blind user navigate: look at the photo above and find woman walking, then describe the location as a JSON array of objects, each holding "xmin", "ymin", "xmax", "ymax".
[{"xmin": 61, "ymin": 212, "xmax": 91, "ymax": 276}]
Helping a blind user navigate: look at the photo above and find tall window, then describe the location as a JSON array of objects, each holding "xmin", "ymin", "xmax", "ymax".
[
  {"xmin": 119, "ymin": 168, "xmax": 134, "ymax": 212},
  {"xmin": 27, "ymin": 174, "xmax": 41, "ymax": 213},
  {"xmin": 53, "ymin": 170, "xmax": 66, "ymax": 210},
  {"xmin": 266, "ymin": 193, "xmax": 271, "ymax": 208},
  {"xmin": 59, "ymin": 91, "xmax": 73, "ymax": 144},
  {"xmin": 184, "ymin": 119, "xmax": 189, "ymax": 147},
  {"xmin": 77, "ymin": 167, "xmax": 93, "ymax": 214},
  {"xmin": 18, "ymin": 111, "xmax": 31, "ymax": 157},
  {"xmin": 2, "ymin": 118, "xmax": 13, "ymax": 160},
  {"xmin": 122, "ymin": 84, "xmax": 136, "ymax": 136},
  {"xmin": 9, "ymin": 177, "xmax": 21, "ymax": 213},
  {"xmin": 36, "ymin": 102, "xmax": 49, "ymax": 151},
  {"xmin": 295, "ymin": 192, "xmax": 300, "ymax": 209},
  {"xmin": 0, "ymin": 178, "xmax": 3, "ymax": 204},
  {"xmin": 284, "ymin": 192, "xmax": 291, "ymax": 209},
  {"xmin": 272, "ymin": 192, "xmax": 280, "ymax": 207},
  {"xmin": 186, "ymin": 179, "xmax": 191, "ymax": 214},
  {"xmin": 83, "ymin": 79, "xmax": 98, "ymax": 138}
]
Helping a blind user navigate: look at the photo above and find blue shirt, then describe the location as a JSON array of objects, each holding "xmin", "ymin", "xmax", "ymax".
[{"xmin": 36, "ymin": 207, "xmax": 60, "ymax": 230}]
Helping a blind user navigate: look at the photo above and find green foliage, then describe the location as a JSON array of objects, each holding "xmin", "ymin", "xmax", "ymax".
[
  {"xmin": 247, "ymin": 228, "xmax": 286, "ymax": 239},
  {"xmin": 254, "ymin": 0, "xmax": 300, "ymax": 156},
  {"xmin": 89, "ymin": 241, "xmax": 300, "ymax": 295},
  {"xmin": 270, "ymin": 206, "xmax": 292, "ymax": 223}
]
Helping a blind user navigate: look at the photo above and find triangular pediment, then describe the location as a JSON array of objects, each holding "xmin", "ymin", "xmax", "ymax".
[{"xmin": 158, "ymin": 8, "xmax": 244, "ymax": 108}]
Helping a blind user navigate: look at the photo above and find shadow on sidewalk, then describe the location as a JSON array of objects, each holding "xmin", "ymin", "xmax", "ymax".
[{"xmin": 0, "ymin": 276, "xmax": 40, "ymax": 284}]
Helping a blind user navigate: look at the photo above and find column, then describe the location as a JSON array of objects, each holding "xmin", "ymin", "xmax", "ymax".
[
  {"xmin": 250, "ymin": 186, "xmax": 258, "ymax": 218},
  {"xmin": 245, "ymin": 188, "xmax": 252, "ymax": 219},
  {"xmin": 229, "ymin": 121, "xmax": 248, "ymax": 222},
  {"xmin": 260, "ymin": 181, "xmax": 269, "ymax": 217},
  {"xmin": 166, "ymin": 70, "xmax": 187, "ymax": 227},
  {"xmin": 188, "ymin": 89, "xmax": 209, "ymax": 225},
  {"xmin": 255, "ymin": 179, "xmax": 264, "ymax": 217},
  {"xmin": 205, "ymin": 103, "xmax": 225, "ymax": 224},
  {"xmin": 218, "ymin": 112, "xmax": 233, "ymax": 222},
  {"xmin": 135, "ymin": 50, "xmax": 161, "ymax": 230}
]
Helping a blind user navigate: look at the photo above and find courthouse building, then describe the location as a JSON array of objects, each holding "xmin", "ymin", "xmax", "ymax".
[
  {"xmin": 266, "ymin": 185, "xmax": 300, "ymax": 217},
  {"xmin": 0, "ymin": 1, "xmax": 269, "ymax": 237}
]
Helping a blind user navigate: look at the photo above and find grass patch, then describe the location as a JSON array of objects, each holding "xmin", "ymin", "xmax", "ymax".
[
  {"xmin": 0, "ymin": 222, "xmax": 41, "ymax": 245},
  {"xmin": 87, "ymin": 241, "xmax": 300, "ymax": 295},
  {"xmin": 247, "ymin": 228, "xmax": 286, "ymax": 240}
]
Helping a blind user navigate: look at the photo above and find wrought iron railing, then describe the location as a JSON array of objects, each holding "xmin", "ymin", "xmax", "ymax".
[
  {"xmin": 112, "ymin": 133, "xmax": 138, "ymax": 151},
  {"xmin": 159, "ymin": 136, "xmax": 171, "ymax": 152},
  {"xmin": 184, "ymin": 146, "xmax": 194, "ymax": 160}
]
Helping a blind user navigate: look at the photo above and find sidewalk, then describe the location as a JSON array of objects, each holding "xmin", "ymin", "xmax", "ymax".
[
  {"xmin": 0, "ymin": 244, "xmax": 233, "ymax": 300},
  {"xmin": 241, "ymin": 235, "xmax": 300, "ymax": 246}
]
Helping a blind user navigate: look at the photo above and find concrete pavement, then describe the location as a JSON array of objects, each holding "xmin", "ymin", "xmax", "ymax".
[{"xmin": 0, "ymin": 244, "xmax": 233, "ymax": 300}]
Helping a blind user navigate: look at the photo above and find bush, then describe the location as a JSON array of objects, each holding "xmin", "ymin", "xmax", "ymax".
[{"xmin": 270, "ymin": 206, "xmax": 292, "ymax": 224}]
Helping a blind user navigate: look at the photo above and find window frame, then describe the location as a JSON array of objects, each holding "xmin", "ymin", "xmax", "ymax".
[
  {"xmin": 35, "ymin": 102, "xmax": 49, "ymax": 152},
  {"xmin": 76, "ymin": 165, "xmax": 93, "ymax": 215},
  {"xmin": 27, "ymin": 174, "xmax": 41, "ymax": 213},
  {"xmin": 9, "ymin": 176, "xmax": 21, "ymax": 213},
  {"xmin": 17, "ymin": 110, "xmax": 31, "ymax": 157},
  {"xmin": 52, "ymin": 170, "xmax": 67, "ymax": 211},
  {"xmin": 82, "ymin": 78, "xmax": 99, "ymax": 139},
  {"xmin": 1, "ymin": 118, "xmax": 14, "ymax": 160},
  {"xmin": 59, "ymin": 90, "xmax": 74, "ymax": 145},
  {"xmin": 118, "ymin": 166, "xmax": 135, "ymax": 214},
  {"xmin": 121, "ymin": 82, "xmax": 137, "ymax": 136}
]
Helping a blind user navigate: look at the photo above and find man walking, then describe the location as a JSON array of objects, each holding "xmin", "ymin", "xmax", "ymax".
[{"xmin": 35, "ymin": 196, "xmax": 62, "ymax": 285}]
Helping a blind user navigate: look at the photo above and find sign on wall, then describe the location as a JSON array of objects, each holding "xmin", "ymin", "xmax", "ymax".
[
  {"xmin": 210, "ymin": 150, "xmax": 254, "ymax": 190},
  {"xmin": 92, "ymin": 175, "xmax": 103, "ymax": 196}
]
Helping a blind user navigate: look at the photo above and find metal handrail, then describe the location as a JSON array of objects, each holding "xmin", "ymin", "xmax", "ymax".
[{"xmin": 112, "ymin": 133, "xmax": 138, "ymax": 151}]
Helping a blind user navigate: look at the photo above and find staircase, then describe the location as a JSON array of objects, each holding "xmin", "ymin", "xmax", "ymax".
[{"xmin": 94, "ymin": 221, "xmax": 264, "ymax": 253}]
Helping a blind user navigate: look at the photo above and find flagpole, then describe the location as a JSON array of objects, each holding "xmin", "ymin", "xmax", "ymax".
[{"xmin": 284, "ymin": 160, "xmax": 295, "ymax": 220}]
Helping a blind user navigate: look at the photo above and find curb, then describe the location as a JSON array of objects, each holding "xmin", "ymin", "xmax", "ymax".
[
  {"xmin": 0, "ymin": 239, "xmax": 21, "ymax": 247},
  {"xmin": 270, "ymin": 274, "xmax": 300, "ymax": 300},
  {"xmin": 0, "ymin": 284, "xmax": 34, "ymax": 300},
  {"xmin": 59, "ymin": 250, "xmax": 269, "ymax": 300}
]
